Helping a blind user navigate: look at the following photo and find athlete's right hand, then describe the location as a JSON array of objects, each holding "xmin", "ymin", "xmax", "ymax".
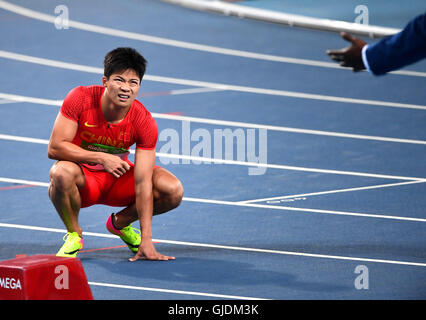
[
  {"xmin": 129, "ymin": 238, "xmax": 176, "ymax": 262},
  {"xmin": 100, "ymin": 153, "xmax": 131, "ymax": 178}
]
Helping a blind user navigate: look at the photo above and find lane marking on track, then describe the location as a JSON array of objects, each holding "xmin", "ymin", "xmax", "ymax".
[
  {"xmin": 0, "ymin": 222, "xmax": 425, "ymax": 267},
  {"xmin": 87, "ymin": 281, "xmax": 268, "ymax": 300},
  {"xmin": 0, "ymin": 0, "xmax": 424, "ymax": 77},
  {"xmin": 1, "ymin": 50, "xmax": 426, "ymax": 111},
  {"xmin": 239, "ymin": 180, "xmax": 426, "ymax": 204},
  {"xmin": 0, "ymin": 176, "xmax": 425, "ymax": 223},
  {"xmin": 1, "ymin": 133, "xmax": 426, "ymax": 182},
  {"xmin": 1, "ymin": 92, "xmax": 426, "ymax": 146}
]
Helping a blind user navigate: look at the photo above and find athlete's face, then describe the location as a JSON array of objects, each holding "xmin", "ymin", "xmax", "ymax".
[{"xmin": 102, "ymin": 69, "xmax": 141, "ymax": 108}]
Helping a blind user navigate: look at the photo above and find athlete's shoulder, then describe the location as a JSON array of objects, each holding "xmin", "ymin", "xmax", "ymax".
[
  {"xmin": 131, "ymin": 99, "xmax": 158, "ymax": 150},
  {"xmin": 66, "ymin": 85, "xmax": 103, "ymax": 100},
  {"xmin": 64, "ymin": 85, "xmax": 103, "ymax": 109},
  {"xmin": 131, "ymin": 98, "xmax": 155, "ymax": 123},
  {"xmin": 130, "ymin": 99, "xmax": 158, "ymax": 133},
  {"xmin": 61, "ymin": 85, "xmax": 103, "ymax": 121}
]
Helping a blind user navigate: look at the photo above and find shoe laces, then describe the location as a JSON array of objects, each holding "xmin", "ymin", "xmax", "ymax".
[
  {"xmin": 62, "ymin": 232, "xmax": 81, "ymax": 242},
  {"xmin": 121, "ymin": 226, "xmax": 141, "ymax": 241}
]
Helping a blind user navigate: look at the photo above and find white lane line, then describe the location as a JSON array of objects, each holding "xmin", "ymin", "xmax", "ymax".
[
  {"xmin": 0, "ymin": 176, "xmax": 50, "ymax": 187},
  {"xmin": 0, "ymin": 134, "xmax": 51, "ymax": 146},
  {"xmin": 152, "ymin": 113, "xmax": 426, "ymax": 145},
  {"xmin": 0, "ymin": 92, "xmax": 62, "ymax": 106},
  {"xmin": 182, "ymin": 196, "xmax": 426, "ymax": 222},
  {"xmin": 156, "ymin": 152, "xmax": 426, "ymax": 181},
  {"xmin": 240, "ymin": 180, "xmax": 426, "ymax": 204},
  {"xmin": 1, "ymin": 92, "xmax": 426, "ymax": 146},
  {"xmin": 0, "ymin": 222, "xmax": 425, "ymax": 267},
  {"xmin": 0, "ymin": 0, "xmax": 424, "ymax": 78},
  {"xmin": 1, "ymin": 132, "xmax": 425, "ymax": 182},
  {"xmin": 1, "ymin": 50, "xmax": 426, "ymax": 111},
  {"xmin": 0, "ymin": 99, "xmax": 19, "ymax": 104},
  {"xmin": 87, "ymin": 281, "xmax": 267, "ymax": 300},
  {"xmin": 1, "ymin": 176, "xmax": 425, "ymax": 223},
  {"xmin": 170, "ymin": 87, "xmax": 226, "ymax": 95}
]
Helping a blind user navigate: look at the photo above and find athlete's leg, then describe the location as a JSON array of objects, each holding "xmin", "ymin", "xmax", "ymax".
[
  {"xmin": 112, "ymin": 167, "xmax": 183, "ymax": 229},
  {"xmin": 152, "ymin": 167, "xmax": 184, "ymax": 215},
  {"xmin": 49, "ymin": 161, "xmax": 85, "ymax": 236}
]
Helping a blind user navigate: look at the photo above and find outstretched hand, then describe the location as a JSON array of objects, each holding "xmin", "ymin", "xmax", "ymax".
[
  {"xmin": 129, "ymin": 238, "xmax": 175, "ymax": 262},
  {"xmin": 327, "ymin": 32, "xmax": 367, "ymax": 72}
]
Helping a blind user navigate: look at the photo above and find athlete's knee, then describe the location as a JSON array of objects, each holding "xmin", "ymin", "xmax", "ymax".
[
  {"xmin": 166, "ymin": 180, "xmax": 184, "ymax": 209},
  {"xmin": 49, "ymin": 162, "xmax": 83, "ymax": 192}
]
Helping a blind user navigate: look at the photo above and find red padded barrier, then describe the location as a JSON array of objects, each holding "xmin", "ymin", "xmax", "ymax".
[{"xmin": 0, "ymin": 254, "xmax": 93, "ymax": 300}]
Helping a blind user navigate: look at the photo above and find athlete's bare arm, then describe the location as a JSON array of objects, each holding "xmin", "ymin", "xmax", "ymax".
[
  {"xmin": 129, "ymin": 148, "xmax": 175, "ymax": 261},
  {"xmin": 48, "ymin": 112, "xmax": 130, "ymax": 178}
]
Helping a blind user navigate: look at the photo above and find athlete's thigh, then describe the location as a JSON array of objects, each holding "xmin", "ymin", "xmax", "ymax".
[
  {"xmin": 102, "ymin": 166, "xmax": 136, "ymax": 207},
  {"xmin": 105, "ymin": 166, "xmax": 181, "ymax": 205},
  {"xmin": 49, "ymin": 160, "xmax": 85, "ymax": 189},
  {"xmin": 79, "ymin": 165, "xmax": 117, "ymax": 208}
]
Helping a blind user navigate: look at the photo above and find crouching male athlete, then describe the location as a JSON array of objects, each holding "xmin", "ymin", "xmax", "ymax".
[{"xmin": 48, "ymin": 47, "xmax": 183, "ymax": 261}]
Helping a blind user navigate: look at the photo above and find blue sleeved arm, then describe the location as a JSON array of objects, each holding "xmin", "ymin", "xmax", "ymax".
[{"xmin": 365, "ymin": 13, "xmax": 426, "ymax": 75}]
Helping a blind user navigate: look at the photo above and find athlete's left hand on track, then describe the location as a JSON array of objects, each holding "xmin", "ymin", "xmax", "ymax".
[{"xmin": 129, "ymin": 239, "xmax": 175, "ymax": 261}]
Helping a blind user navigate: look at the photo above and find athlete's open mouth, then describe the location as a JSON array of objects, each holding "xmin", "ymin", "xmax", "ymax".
[{"xmin": 118, "ymin": 94, "xmax": 130, "ymax": 99}]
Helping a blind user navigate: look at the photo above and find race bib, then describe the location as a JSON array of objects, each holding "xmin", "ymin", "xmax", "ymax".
[{"xmin": 80, "ymin": 141, "xmax": 130, "ymax": 171}]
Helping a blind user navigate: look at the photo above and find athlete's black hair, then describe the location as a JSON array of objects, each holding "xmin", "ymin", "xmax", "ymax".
[{"xmin": 103, "ymin": 47, "xmax": 147, "ymax": 81}]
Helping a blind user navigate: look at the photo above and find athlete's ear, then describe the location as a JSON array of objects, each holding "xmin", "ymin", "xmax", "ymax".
[{"xmin": 102, "ymin": 76, "xmax": 108, "ymax": 87}]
